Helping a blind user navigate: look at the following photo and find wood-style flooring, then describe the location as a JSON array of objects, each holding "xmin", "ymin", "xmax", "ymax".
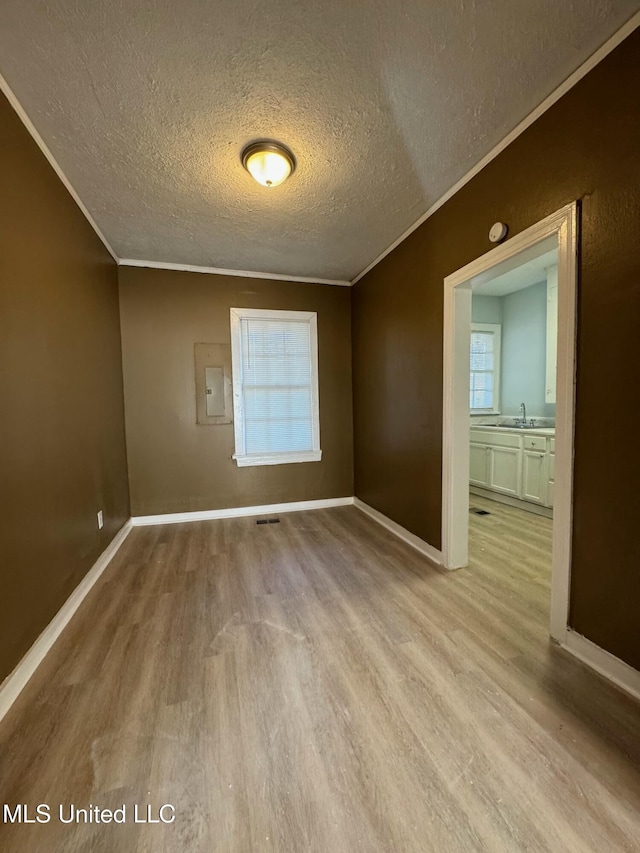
[{"xmin": 0, "ymin": 499, "xmax": 639, "ymax": 852}]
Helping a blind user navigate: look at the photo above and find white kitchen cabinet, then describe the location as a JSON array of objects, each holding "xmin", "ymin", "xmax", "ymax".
[
  {"xmin": 522, "ymin": 450, "xmax": 548, "ymax": 504},
  {"xmin": 471, "ymin": 429, "xmax": 522, "ymax": 497},
  {"xmin": 488, "ymin": 446, "xmax": 521, "ymax": 496},
  {"xmin": 547, "ymin": 438, "xmax": 555, "ymax": 508},
  {"xmin": 469, "ymin": 427, "xmax": 554, "ymax": 509},
  {"xmin": 470, "ymin": 442, "xmax": 490, "ymax": 487}
]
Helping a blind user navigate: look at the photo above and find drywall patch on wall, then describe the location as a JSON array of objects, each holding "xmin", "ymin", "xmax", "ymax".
[{"xmin": 194, "ymin": 342, "xmax": 233, "ymax": 425}]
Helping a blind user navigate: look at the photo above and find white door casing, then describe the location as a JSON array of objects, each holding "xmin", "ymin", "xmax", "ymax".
[{"xmin": 442, "ymin": 203, "xmax": 578, "ymax": 643}]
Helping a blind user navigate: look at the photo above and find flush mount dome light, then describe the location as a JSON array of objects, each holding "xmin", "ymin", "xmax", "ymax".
[{"xmin": 241, "ymin": 141, "xmax": 296, "ymax": 188}]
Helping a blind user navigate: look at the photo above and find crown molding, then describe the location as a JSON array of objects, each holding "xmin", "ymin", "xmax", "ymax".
[
  {"xmin": 350, "ymin": 10, "xmax": 640, "ymax": 286},
  {"xmin": 0, "ymin": 72, "xmax": 118, "ymax": 262},
  {"xmin": 118, "ymin": 258, "xmax": 351, "ymax": 287}
]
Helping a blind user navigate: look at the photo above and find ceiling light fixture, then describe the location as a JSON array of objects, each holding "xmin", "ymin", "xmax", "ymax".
[{"xmin": 241, "ymin": 141, "xmax": 296, "ymax": 188}]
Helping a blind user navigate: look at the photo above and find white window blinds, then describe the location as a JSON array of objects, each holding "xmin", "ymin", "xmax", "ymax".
[
  {"xmin": 230, "ymin": 308, "xmax": 321, "ymax": 467},
  {"xmin": 470, "ymin": 324, "xmax": 501, "ymax": 411},
  {"xmin": 240, "ymin": 317, "xmax": 313, "ymax": 453}
]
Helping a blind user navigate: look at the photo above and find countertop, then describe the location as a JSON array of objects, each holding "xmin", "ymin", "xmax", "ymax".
[{"xmin": 471, "ymin": 424, "xmax": 556, "ymax": 436}]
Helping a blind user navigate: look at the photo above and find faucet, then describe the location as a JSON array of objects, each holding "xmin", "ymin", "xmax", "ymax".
[{"xmin": 519, "ymin": 402, "xmax": 526, "ymax": 426}]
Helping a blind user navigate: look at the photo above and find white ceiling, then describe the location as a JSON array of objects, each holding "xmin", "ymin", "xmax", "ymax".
[
  {"xmin": 475, "ymin": 249, "xmax": 558, "ymax": 297},
  {"xmin": 1, "ymin": 1, "xmax": 638, "ymax": 283}
]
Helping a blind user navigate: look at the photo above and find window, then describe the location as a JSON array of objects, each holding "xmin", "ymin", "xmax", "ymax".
[
  {"xmin": 230, "ymin": 307, "xmax": 321, "ymax": 467},
  {"xmin": 470, "ymin": 323, "xmax": 501, "ymax": 413}
]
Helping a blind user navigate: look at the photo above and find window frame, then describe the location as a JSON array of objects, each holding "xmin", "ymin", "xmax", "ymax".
[
  {"xmin": 470, "ymin": 322, "xmax": 502, "ymax": 414},
  {"xmin": 229, "ymin": 307, "xmax": 322, "ymax": 467}
]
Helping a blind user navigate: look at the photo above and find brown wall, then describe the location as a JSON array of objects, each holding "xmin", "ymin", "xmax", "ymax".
[
  {"xmin": 0, "ymin": 94, "xmax": 130, "ymax": 682},
  {"xmin": 352, "ymin": 30, "xmax": 640, "ymax": 669},
  {"xmin": 119, "ymin": 267, "xmax": 353, "ymax": 515}
]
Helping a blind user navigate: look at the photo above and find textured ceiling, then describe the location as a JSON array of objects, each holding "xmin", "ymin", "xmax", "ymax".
[{"xmin": 1, "ymin": 1, "xmax": 639, "ymax": 282}]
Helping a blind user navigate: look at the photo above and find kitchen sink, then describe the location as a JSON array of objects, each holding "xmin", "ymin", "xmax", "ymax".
[{"xmin": 476, "ymin": 423, "xmax": 538, "ymax": 430}]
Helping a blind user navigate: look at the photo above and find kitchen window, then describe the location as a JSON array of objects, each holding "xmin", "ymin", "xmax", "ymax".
[
  {"xmin": 470, "ymin": 323, "xmax": 501, "ymax": 413},
  {"xmin": 230, "ymin": 307, "xmax": 321, "ymax": 467}
]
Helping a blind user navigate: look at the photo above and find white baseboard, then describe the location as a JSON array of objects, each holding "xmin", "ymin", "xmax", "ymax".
[
  {"xmin": 131, "ymin": 496, "xmax": 355, "ymax": 526},
  {"xmin": 0, "ymin": 520, "xmax": 133, "ymax": 726},
  {"xmin": 354, "ymin": 498, "xmax": 443, "ymax": 565},
  {"xmin": 561, "ymin": 629, "xmax": 640, "ymax": 703}
]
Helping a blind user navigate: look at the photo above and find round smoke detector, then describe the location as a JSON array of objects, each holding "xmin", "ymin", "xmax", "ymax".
[{"xmin": 489, "ymin": 222, "xmax": 508, "ymax": 243}]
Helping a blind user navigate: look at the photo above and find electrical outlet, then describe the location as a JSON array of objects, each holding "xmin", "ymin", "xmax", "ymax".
[{"xmin": 97, "ymin": 510, "xmax": 104, "ymax": 530}]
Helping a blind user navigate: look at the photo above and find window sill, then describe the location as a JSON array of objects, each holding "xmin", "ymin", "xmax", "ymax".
[{"xmin": 233, "ymin": 450, "xmax": 322, "ymax": 468}]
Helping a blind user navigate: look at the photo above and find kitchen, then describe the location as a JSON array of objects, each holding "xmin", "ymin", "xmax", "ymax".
[{"xmin": 469, "ymin": 250, "xmax": 558, "ymax": 517}]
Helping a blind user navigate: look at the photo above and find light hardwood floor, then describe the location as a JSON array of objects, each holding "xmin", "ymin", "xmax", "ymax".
[{"xmin": 0, "ymin": 501, "xmax": 639, "ymax": 852}]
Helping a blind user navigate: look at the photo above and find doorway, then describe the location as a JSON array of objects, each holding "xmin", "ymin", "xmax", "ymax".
[{"xmin": 442, "ymin": 203, "xmax": 578, "ymax": 643}]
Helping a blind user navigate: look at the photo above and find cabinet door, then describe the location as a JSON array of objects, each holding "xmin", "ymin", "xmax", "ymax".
[
  {"xmin": 547, "ymin": 451, "xmax": 555, "ymax": 508},
  {"xmin": 522, "ymin": 450, "xmax": 548, "ymax": 504},
  {"xmin": 470, "ymin": 443, "xmax": 489, "ymax": 487},
  {"xmin": 488, "ymin": 446, "xmax": 520, "ymax": 496}
]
